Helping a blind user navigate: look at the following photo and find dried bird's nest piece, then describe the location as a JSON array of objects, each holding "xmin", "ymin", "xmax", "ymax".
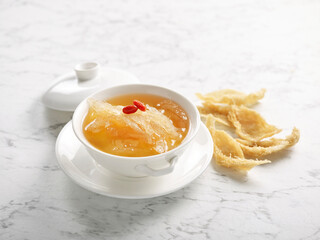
[
  {"xmin": 197, "ymin": 88, "xmax": 300, "ymax": 171},
  {"xmin": 228, "ymin": 105, "xmax": 281, "ymax": 142},
  {"xmin": 196, "ymin": 88, "xmax": 266, "ymax": 106},
  {"xmin": 236, "ymin": 127, "xmax": 300, "ymax": 158},
  {"xmin": 205, "ymin": 114, "xmax": 270, "ymax": 171},
  {"xmin": 198, "ymin": 106, "xmax": 231, "ymax": 126},
  {"xmin": 197, "ymin": 102, "xmax": 233, "ymax": 126}
]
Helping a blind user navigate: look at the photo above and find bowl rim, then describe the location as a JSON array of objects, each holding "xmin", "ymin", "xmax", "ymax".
[{"xmin": 72, "ymin": 83, "xmax": 201, "ymax": 160}]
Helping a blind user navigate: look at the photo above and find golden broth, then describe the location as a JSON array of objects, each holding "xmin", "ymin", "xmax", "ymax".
[{"xmin": 83, "ymin": 94, "xmax": 189, "ymax": 157}]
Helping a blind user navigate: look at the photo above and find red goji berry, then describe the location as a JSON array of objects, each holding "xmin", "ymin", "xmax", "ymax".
[
  {"xmin": 122, "ymin": 105, "xmax": 138, "ymax": 114},
  {"xmin": 133, "ymin": 100, "xmax": 146, "ymax": 111}
]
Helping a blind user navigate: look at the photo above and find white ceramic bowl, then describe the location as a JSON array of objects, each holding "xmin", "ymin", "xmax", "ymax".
[{"xmin": 72, "ymin": 84, "xmax": 200, "ymax": 177}]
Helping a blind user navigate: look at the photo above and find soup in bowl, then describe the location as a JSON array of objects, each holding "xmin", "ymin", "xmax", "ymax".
[{"xmin": 72, "ymin": 84, "xmax": 200, "ymax": 177}]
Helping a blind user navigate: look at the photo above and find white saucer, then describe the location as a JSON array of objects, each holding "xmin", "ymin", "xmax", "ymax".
[{"xmin": 55, "ymin": 121, "xmax": 213, "ymax": 199}]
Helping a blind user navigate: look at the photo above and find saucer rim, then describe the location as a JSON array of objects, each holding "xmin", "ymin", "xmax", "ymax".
[{"xmin": 55, "ymin": 121, "xmax": 213, "ymax": 199}]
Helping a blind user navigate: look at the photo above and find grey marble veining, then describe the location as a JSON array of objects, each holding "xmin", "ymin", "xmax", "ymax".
[{"xmin": 1, "ymin": 0, "xmax": 320, "ymax": 239}]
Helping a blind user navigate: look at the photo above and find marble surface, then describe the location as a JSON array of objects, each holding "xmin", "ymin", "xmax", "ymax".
[{"xmin": 1, "ymin": 0, "xmax": 320, "ymax": 239}]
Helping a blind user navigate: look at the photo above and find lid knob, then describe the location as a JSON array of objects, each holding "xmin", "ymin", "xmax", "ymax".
[{"xmin": 74, "ymin": 62, "xmax": 100, "ymax": 82}]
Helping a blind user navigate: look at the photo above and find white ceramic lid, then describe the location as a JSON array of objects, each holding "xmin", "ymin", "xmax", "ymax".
[{"xmin": 42, "ymin": 62, "xmax": 140, "ymax": 111}]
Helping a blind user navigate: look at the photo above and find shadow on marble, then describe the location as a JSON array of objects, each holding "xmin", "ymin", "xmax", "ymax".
[
  {"xmin": 211, "ymin": 159, "xmax": 248, "ymax": 183},
  {"xmin": 25, "ymin": 152, "xmax": 193, "ymax": 238},
  {"xmin": 54, "ymin": 175, "xmax": 199, "ymax": 237},
  {"xmin": 27, "ymin": 98, "xmax": 73, "ymax": 142},
  {"xmin": 264, "ymin": 148, "xmax": 294, "ymax": 164},
  {"xmin": 43, "ymin": 107, "xmax": 73, "ymax": 138}
]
